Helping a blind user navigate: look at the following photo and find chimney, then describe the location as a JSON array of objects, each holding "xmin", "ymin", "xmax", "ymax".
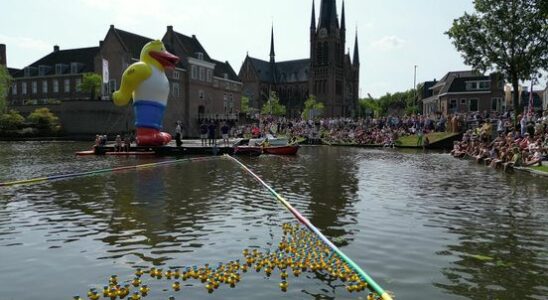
[
  {"xmin": 53, "ymin": 45, "xmax": 60, "ymax": 52},
  {"xmin": 167, "ymin": 25, "xmax": 173, "ymax": 32},
  {"xmin": 0, "ymin": 44, "xmax": 6, "ymax": 66}
]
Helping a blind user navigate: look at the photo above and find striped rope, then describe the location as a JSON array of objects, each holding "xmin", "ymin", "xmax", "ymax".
[
  {"xmin": 0, "ymin": 156, "xmax": 220, "ymax": 188},
  {"xmin": 226, "ymin": 155, "xmax": 392, "ymax": 300}
]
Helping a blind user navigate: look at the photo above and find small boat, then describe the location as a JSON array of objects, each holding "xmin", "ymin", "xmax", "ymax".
[
  {"xmin": 76, "ymin": 150, "xmax": 96, "ymax": 156},
  {"xmin": 234, "ymin": 145, "xmax": 262, "ymax": 156},
  {"xmin": 263, "ymin": 144, "xmax": 299, "ymax": 155},
  {"xmin": 76, "ymin": 149, "xmax": 156, "ymax": 156}
]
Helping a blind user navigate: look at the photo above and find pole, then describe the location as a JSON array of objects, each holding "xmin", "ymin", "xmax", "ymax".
[
  {"xmin": 414, "ymin": 65, "xmax": 417, "ymax": 114},
  {"xmin": 226, "ymin": 155, "xmax": 393, "ymax": 300}
]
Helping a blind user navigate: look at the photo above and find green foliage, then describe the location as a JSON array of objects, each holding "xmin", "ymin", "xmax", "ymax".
[
  {"xmin": 78, "ymin": 73, "xmax": 102, "ymax": 100},
  {"xmin": 373, "ymin": 89, "xmax": 418, "ymax": 116},
  {"xmin": 241, "ymin": 96, "xmax": 250, "ymax": 113},
  {"xmin": 446, "ymin": 0, "xmax": 548, "ymax": 113},
  {"xmin": 0, "ymin": 65, "xmax": 12, "ymax": 114},
  {"xmin": 27, "ymin": 108, "xmax": 60, "ymax": 132},
  {"xmin": 0, "ymin": 110, "xmax": 25, "ymax": 130},
  {"xmin": 301, "ymin": 96, "xmax": 325, "ymax": 120},
  {"xmin": 358, "ymin": 98, "xmax": 380, "ymax": 117},
  {"xmin": 261, "ymin": 91, "xmax": 286, "ymax": 116}
]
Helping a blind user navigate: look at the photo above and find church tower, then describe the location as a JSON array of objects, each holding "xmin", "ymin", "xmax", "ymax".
[{"xmin": 309, "ymin": 0, "xmax": 348, "ymax": 116}]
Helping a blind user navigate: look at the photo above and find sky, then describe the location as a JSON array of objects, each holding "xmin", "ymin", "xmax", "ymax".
[{"xmin": 0, "ymin": 0, "xmax": 497, "ymax": 98}]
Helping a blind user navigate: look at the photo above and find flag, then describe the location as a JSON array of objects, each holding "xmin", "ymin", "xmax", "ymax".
[{"xmin": 528, "ymin": 80, "xmax": 534, "ymax": 116}]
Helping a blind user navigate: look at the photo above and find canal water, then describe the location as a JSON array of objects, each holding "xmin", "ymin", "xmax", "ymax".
[{"xmin": 0, "ymin": 142, "xmax": 546, "ymax": 300}]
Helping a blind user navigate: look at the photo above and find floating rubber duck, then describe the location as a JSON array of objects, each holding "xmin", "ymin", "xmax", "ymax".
[
  {"xmin": 102, "ymin": 286, "xmax": 109, "ymax": 297},
  {"xmin": 172, "ymin": 281, "xmax": 181, "ymax": 291},
  {"xmin": 112, "ymin": 40, "xmax": 179, "ymax": 146},
  {"xmin": 73, "ymin": 296, "xmax": 82, "ymax": 300},
  {"xmin": 139, "ymin": 285, "xmax": 150, "ymax": 295},
  {"xmin": 130, "ymin": 292, "xmax": 141, "ymax": 300},
  {"xmin": 132, "ymin": 277, "xmax": 141, "ymax": 287},
  {"xmin": 168, "ymin": 296, "xmax": 175, "ymax": 300},
  {"xmin": 279, "ymin": 280, "xmax": 288, "ymax": 292},
  {"xmin": 135, "ymin": 268, "xmax": 144, "ymax": 277}
]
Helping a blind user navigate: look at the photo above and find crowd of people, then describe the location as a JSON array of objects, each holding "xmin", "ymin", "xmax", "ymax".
[{"xmin": 451, "ymin": 112, "xmax": 548, "ymax": 170}]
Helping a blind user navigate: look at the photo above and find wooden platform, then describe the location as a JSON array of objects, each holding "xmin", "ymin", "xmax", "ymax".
[{"xmin": 94, "ymin": 139, "xmax": 241, "ymax": 156}]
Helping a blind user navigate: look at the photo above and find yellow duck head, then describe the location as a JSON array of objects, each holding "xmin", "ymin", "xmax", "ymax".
[{"xmin": 141, "ymin": 40, "xmax": 179, "ymax": 71}]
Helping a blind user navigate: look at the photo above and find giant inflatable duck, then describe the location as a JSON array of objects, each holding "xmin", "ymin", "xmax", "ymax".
[{"xmin": 113, "ymin": 40, "xmax": 179, "ymax": 146}]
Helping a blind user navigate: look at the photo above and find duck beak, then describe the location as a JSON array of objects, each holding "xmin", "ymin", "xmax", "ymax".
[{"xmin": 149, "ymin": 50, "xmax": 180, "ymax": 69}]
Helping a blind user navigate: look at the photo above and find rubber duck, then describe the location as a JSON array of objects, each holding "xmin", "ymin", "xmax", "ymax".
[
  {"xmin": 205, "ymin": 283, "xmax": 214, "ymax": 293},
  {"xmin": 165, "ymin": 270, "xmax": 173, "ymax": 279},
  {"xmin": 149, "ymin": 267, "xmax": 157, "ymax": 277},
  {"xmin": 118, "ymin": 285, "xmax": 130, "ymax": 298},
  {"xmin": 279, "ymin": 280, "xmax": 288, "ymax": 292},
  {"xmin": 168, "ymin": 296, "xmax": 175, "ymax": 300},
  {"xmin": 292, "ymin": 268, "xmax": 301, "ymax": 277},
  {"xmin": 88, "ymin": 292, "xmax": 100, "ymax": 300},
  {"xmin": 173, "ymin": 269, "xmax": 181, "ymax": 279},
  {"xmin": 102, "ymin": 286, "xmax": 109, "ymax": 297},
  {"xmin": 73, "ymin": 296, "xmax": 82, "ymax": 300},
  {"xmin": 130, "ymin": 292, "xmax": 141, "ymax": 300},
  {"xmin": 172, "ymin": 281, "xmax": 181, "ymax": 291},
  {"xmin": 112, "ymin": 40, "xmax": 179, "ymax": 146},
  {"xmin": 132, "ymin": 277, "xmax": 141, "ymax": 287},
  {"xmin": 139, "ymin": 285, "xmax": 150, "ymax": 295},
  {"xmin": 281, "ymin": 270, "xmax": 288, "ymax": 280},
  {"xmin": 135, "ymin": 268, "xmax": 144, "ymax": 276},
  {"xmin": 109, "ymin": 275, "xmax": 118, "ymax": 285}
]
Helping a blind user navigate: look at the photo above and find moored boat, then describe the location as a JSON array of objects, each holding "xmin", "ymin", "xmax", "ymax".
[
  {"xmin": 233, "ymin": 145, "xmax": 263, "ymax": 156},
  {"xmin": 263, "ymin": 144, "xmax": 299, "ymax": 155}
]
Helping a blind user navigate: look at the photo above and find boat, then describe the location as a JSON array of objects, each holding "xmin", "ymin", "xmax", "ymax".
[
  {"xmin": 263, "ymin": 144, "xmax": 299, "ymax": 155},
  {"xmin": 233, "ymin": 145, "xmax": 263, "ymax": 156},
  {"xmin": 76, "ymin": 149, "xmax": 156, "ymax": 156}
]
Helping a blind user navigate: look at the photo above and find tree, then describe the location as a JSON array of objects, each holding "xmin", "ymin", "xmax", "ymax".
[
  {"xmin": 78, "ymin": 73, "xmax": 102, "ymax": 100},
  {"xmin": 446, "ymin": 0, "xmax": 548, "ymax": 113},
  {"xmin": 27, "ymin": 108, "xmax": 60, "ymax": 132},
  {"xmin": 0, "ymin": 65, "xmax": 12, "ymax": 114},
  {"xmin": 241, "ymin": 96, "xmax": 250, "ymax": 114},
  {"xmin": 301, "ymin": 96, "xmax": 325, "ymax": 120},
  {"xmin": 358, "ymin": 98, "xmax": 380, "ymax": 117},
  {"xmin": 0, "ymin": 110, "xmax": 24, "ymax": 130},
  {"xmin": 261, "ymin": 91, "xmax": 286, "ymax": 116}
]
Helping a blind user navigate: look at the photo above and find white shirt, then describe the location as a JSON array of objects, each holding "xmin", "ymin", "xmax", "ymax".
[{"xmin": 134, "ymin": 65, "xmax": 170, "ymax": 106}]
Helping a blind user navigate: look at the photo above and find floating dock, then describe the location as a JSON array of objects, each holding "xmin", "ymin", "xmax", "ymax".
[{"xmin": 92, "ymin": 139, "xmax": 240, "ymax": 156}]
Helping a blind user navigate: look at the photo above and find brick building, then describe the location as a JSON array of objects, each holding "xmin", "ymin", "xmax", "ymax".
[
  {"xmin": 421, "ymin": 71, "xmax": 506, "ymax": 116},
  {"xmin": 5, "ymin": 25, "xmax": 241, "ymax": 136},
  {"xmin": 239, "ymin": 0, "xmax": 360, "ymax": 118}
]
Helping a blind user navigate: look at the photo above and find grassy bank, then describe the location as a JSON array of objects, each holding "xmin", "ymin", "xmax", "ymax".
[{"xmin": 529, "ymin": 165, "xmax": 548, "ymax": 173}]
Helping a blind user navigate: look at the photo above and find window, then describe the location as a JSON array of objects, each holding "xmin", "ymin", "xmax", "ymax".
[
  {"xmin": 460, "ymin": 98, "xmax": 467, "ymax": 104},
  {"xmin": 64, "ymin": 79, "xmax": 70, "ymax": 92},
  {"xmin": 22, "ymin": 82, "xmax": 27, "ymax": 95},
  {"xmin": 108, "ymin": 79, "xmax": 117, "ymax": 93},
  {"xmin": 70, "ymin": 63, "xmax": 79, "ymax": 74},
  {"xmin": 223, "ymin": 73, "xmax": 228, "ymax": 80},
  {"xmin": 55, "ymin": 64, "xmax": 64, "ymax": 75},
  {"xmin": 206, "ymin": 69, "xmax": 212, "ymax": 82},
  {"xmin": 53, "ymin": 80, "xmax": 59, "ymax": 93},
  {"xmin": 172, "ymin": 83, "xmax": 180, "ymax": 97},
  {"xmin": 491, "ymin": 97, "xmax": 502, "ymax": 112},
  {"xmin": 173, "ymin": 71, "xmax": 180, "ymax": 80},
  {"xmin": 465, "ymin": 82, "xmax": 478, "ymax": 90},
  {"xmin": 38, "ymin": 66, "xmax": 49, "ymax": 76},
  {"xmin": 469, "ymin": 98, "xmax": 478, "ymax": 112},
  {"xmin": 199, "ymin": 67, "xmax": 205, "ymax": 81},
  {"xmin": 12, "ymin": 83, "xmax": 17, "ymax": 95},
  {"xmin": 336, "ymin": 81, "xmax": 342, "ymax": 95},
  {"xmin": 191, "ymin": 65, "xmax": 198, "ymax": 79},
  {"xmin": 197, "ymin": 52, "xmax": 204, "ymax": 60},
  {"xmin": 449, "ymin": 99, "xmax": 457, "ymax": 112},
  {"xmin": 479, "ymin": 81, "xmax": 490, "ymax": 90},
  {"xmin": 32, "ymin": 81, "xmax": 37, "ymax": 94},
  {"xmin": 42, "ymin": 80, "xmax": 48, "ymax": 93},
  {"xmin": 24, "ymin": 68, "xmax": 30, "ymax": 77},
  {"xmin": 199, "ymin": 90, "xmax": 204, "ymax": 100},
  {"xmin": 75, "ymin": 78, "xmax": 82, "ymax": 92}
]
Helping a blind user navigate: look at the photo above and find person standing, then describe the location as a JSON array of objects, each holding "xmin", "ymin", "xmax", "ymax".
[
  {"xmin": 175, "ymin": 121, "xmax": 183, "ymax": 147},
  {"xmin": 221, "ymin": 122, "xmax": 230, "ymax": 146},
  {"xmin": 200, "ymin": 122, "xmax": 208, "ymax": 146},
  {"xmin": 207, "ymin": 121, "xmax": 217, "ymax": 146}
]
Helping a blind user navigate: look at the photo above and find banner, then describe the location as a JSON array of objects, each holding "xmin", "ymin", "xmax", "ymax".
[{"xmin": 102, "ymin": 59, "xmax": 109, "ymax": 84}]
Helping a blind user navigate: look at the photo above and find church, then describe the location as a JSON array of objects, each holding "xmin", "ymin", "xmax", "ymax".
[{"xmin": 239, "ymin": 0, "xmax": 360, "ymax": 118}]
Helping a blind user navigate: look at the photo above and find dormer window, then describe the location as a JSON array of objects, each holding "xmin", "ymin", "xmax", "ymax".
[
  {"xmin": 55, "ymin": 64, "xmax": 65, "ymax": 75},
  {"xmin": 196, "ymin": 52, "xmax": 204, "ymax": 60},
  {"xmin": 70, "ymin": 63, "xmax": 79, "ymax": 74},
  {"xmin": 24, "ymin": 67, "xmax": 30, "ymax": 77},
  {"xmin": 38, "ymin": 65, "xmax": 50, "ymax": 76}
]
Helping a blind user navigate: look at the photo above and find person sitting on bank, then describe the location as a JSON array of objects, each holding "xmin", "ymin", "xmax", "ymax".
[
  {"xmin": 123, "ymin": 135, "xmax": 131, "ymax": 152},
  {"xmin": 200, "ymin": 122, "xmax": 208, "ymax": 146},
  {"xmin": 94, "ymin": 134, "xmax": 101, "ymax": 149}
]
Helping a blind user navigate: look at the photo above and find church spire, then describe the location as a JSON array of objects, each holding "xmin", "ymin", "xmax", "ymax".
[
  {"xmin": 341, "ymin": 0, "xmax": 346, "ymax": 32},
  {"xmin": 269, "ymin": 24, "xmax": 275, "ymax": 63},
  {"xmin": 353, "ymin": 30, "xmax": 360, "ymax": 66},
  {"xmin": 319, "ymin": 0, "xmax": 338, "ymax": 30},
  {"xmin": 310, "ymin": 0, "xmax": 316, "ymax": 31}
]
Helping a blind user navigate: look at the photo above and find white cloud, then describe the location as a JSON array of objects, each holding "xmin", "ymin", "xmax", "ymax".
[
  {"xmin": 371, "ymin": 35, "xmax": 405, "ymax": 50},
  {"xmin": 0, "ymin": 34, "xmax": 51, "ymax": 52}
]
